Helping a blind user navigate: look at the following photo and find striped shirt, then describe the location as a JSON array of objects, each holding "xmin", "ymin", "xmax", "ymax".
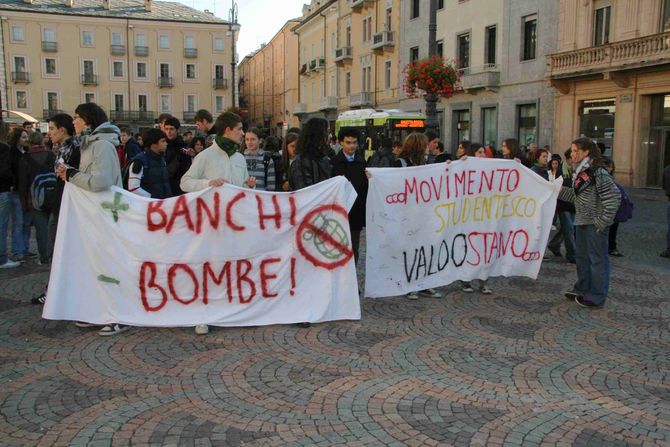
[{"xmin": 243, "ymin": 149, "xmax": 276, "ymax": 191}]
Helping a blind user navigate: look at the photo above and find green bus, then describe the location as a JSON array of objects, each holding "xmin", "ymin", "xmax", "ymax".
[{"xmin": 334, "ymin": 109, "xmax": 426, "ymax": 159}]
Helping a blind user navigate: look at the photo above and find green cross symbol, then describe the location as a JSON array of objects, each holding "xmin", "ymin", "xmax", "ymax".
[{"xmin": 101, "ymin": 192, "xmax": 129, "ymax": 223}]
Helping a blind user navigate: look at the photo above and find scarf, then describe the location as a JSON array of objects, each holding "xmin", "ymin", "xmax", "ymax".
[
  {"xmin": 215, "ymin": 135, "xmax": 239, "ymax": 157},
  {"xmin": 573, "ymin": 156, "xmax": 591, "ymax": 181}
]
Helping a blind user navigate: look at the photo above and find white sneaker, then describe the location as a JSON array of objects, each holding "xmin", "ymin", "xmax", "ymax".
[
  {"xmin": 419, "ymin": 288, "xmax": 442, "ymax": 298},
  {"xmin": 195, "ymin": 324, "xmax": 209, "ymax": 335},
  {"xmin": 0, "ymin": 260, "xmax": 20, "ymax": 269},
  {"xmin": 98, "ymin": 324, "xmax": 130, "ymax": 336},
  {"xmin": 480, "ymin": 286, "xmax": 493, "ymax": 295},
  {"xmin": 406, "ymin": 291, "xmax": 419, "ymax": 300}
]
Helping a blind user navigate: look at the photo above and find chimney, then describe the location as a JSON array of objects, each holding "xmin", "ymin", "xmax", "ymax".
[
  {"xmin": 103, "ymin": 0, "xmax": 111, "ymax": 9},
  {"xmin": 144, "ymin": 0, "xmax": 151, "ymax": 11},
  {"xmin": 64, "ymin": 0, "xmax": 74, "ymax": 6}
]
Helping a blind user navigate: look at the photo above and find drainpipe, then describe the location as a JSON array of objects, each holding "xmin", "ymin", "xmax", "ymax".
[
  {"xmin": 126, "ymin": 18, "xmax": 132, "ymax": 126},
  {"xmin": 0, "ymin": 17, "xmax": 7, "ymax": 120}
]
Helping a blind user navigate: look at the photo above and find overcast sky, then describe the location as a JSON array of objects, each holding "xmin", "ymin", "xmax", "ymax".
[{"xmin": 188, "ymin": 0, "xmax": 307, "ymax": 58}]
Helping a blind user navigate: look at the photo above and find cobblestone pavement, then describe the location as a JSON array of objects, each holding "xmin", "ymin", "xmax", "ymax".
[{"xmin": 1, "ymin": 189, "xmax": 668, "ymax": 447}]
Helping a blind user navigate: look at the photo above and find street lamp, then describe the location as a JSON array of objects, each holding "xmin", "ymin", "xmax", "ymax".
[
  {"xmin": 425, "ymin": 0, "xmax": 439, "ymax": 136},
  {"xmin": 229, "ymin": 1, "xmax": 238, "ymax": 108}
]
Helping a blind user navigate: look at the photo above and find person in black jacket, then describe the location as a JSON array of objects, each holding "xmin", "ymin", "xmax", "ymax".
[
  {"xmin": 126, "ymin": 128, "xmax": 172, "ymax": 199},
  {"xmin": 331, "ymin": 127, "xmax": 367, "ymax": 266},
  {"xmin": 120, "ymin": 128, "xmax": 142, "ymax": 163},
  {"xmin": 662, "ymin": 164, "xmax": 670, "ymax": 259},
  {"xmin": 0, "ymin": 122, "xmax": 20, "ymax": 269},
  {"xmin": 288, "ymin": 118, "xmax": 331, "ymax": 190},
  {"xmin": 163, "ymin": 117, "xmax": 191, "ymax": 195}
]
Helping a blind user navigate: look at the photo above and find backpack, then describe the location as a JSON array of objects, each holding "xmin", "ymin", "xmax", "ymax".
[
  {"xmin": 614, "ymin": 183, "xmax": 634, "ymax": 223},
  {"xmin": 26, "ymin": 152, "xmax": 57, "ymax": 212},
  {"xmin": 122, "ymin": 152, "xmax": 149, "ymax": 190},
  {"xmin": 367, "ymin": 150, "xmax": 395, "ymax": 168}
]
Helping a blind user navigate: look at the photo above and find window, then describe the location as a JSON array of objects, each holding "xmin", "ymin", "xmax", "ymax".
[
  {"xmin": 482, "ymin": 107, "xmax": 497, "ymax": 147},
  {"xmin": 82, "ymin": 30, "xmax": 94, "ymax": 46},
  {"xmin": 113, "ymin": 61, "xmax": 124, "ymax": 77},
  {"xmin": 44, "ymin": 58, "xmax": 57, "ymax": 75},
  {"xmin": 385, "ymin": 8, "xmax": 392, "ymax": 30},
  {"xmin": 215, "ymin": 96, "xmax": 224, "ymax": 113},
  {"xmin": 185, "ymin": 35, "xmax": 195, "ymax": 49},
  {"xmin": 111, "ymin": 32, "xmax": 122, "ymax": 46},
  {"xmin": 579, "ymin": 98, "xmax": 615, "ymax": 156},
  {"xmin": 13, "ymin": 56, "xmax": 26, "ymax": 73},
  {"xmin": 522, "ymin": 15, "xmax": 537, "ymax": 61},
  {"xmin": 16, "ymin": 91, "xmax": 27, "ymax": 109},
  {"xmin": 47, "ymin": 92, "xmax": 59, "ymax": 111},
  {"xmin": 485, "ymin": 26, "xmax": 497, "ymax": 66},
  {"xmin": 138, "ymin": 94, "xmax": 148, "ymax": 111},
  {"xmin": 663, "ymin": 0, "xmax": 670, "ymax": 31},
  {"xmin": 186, "ymin": 95, "xmax": 196, "ymax": 112},
  {"xmin": 345, "ymin": 26, "xmax": 352, "ymax": 47},
  {"xmin": 362, "ymin": 17, "xmax": 372, "ymax": 42},
  {"xmin": 436, "ymin": 40, "xmax": 444, "ymax": 58},
  {"xmin": 385, "ymin": 60, "xmax": 392, "ymax": 89},
  {"xmin": 135, "ymin": 34, "xmax": 147, "ymax": 47},
  {"xmin": 457, "ymin": 33, "xmax": 470, "ymax": 69},
  {"xmin": 159, "ymin": 63, "xmax": 170, "ymax": 78},
  {"xmin": 186, "ymin": 63, "xmax": 196, "ymax": 79},
  {"xmin": 594, "ymin": 5, "xmax": 611, "ymax": 45},
  {"xmin": 43, "ymin": 27, "xmax": 56, "ymax": 42},
  {"xmin": 159, "ymin": 34, "xmax": 170, "ymax": 49},
  {"xmin": 454, "ymin": 110, "xmax": 470, "ymax": 145},
  {"xmin": 83, "ymin": 60, "xmax": 94, "ymax": 76},
  {"xmin": 85, "ymin": 93, "xmax": 95, "ymax": 103},
  {"xmin": 214, "ymin": 37, "xmax": 225, "ymax": 51},
  {"xmin": 410, "ymin": 46, "xmax": 419, "ymax": 63},
  {"xmin": 160, "ymin": 94, "xmax": 171, "ymax": 112},
  {"xmin": 362, "ymin": 66, "xmax": 371, "ymax": 92},
  {"xmin": 215, "ymin": 65, "xmax": 225, "ymax": 79},
  {"xmin": 438, "ymin": 0, "xmax": 444, "ymax": 9},
  {"xmin": 11, "ymin": 25, "xmax": 24, "ymax": 42},
  {"xmin": 411, "ymin": 0, "xmax": 420, "ymax": 19},
  {"xmin": 345, "ymin": 72, "xmax": 351, "ymax": 95},
  {"xmin": 330, "ymin": 73, "xmax": 337, "ymax": 96},
  {"xmin": 136, "ymin": 62, "xmax": 147, "ymax": 78},
  {"xmin": 113, "ymin": 94, "xmax": 124, "ymax": 111},
  {"xmin": 517, "ymin": 103, "xmax": 537, "ymax": 145}
]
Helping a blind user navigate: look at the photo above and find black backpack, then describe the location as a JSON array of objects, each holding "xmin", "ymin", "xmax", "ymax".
[
  {"xmin": 367, "ymin": 150, "xmax": 395, "ymax": 168},
  {"xmin": 26, "ymin": 152, "xmax": 57, "ymax": 212}
]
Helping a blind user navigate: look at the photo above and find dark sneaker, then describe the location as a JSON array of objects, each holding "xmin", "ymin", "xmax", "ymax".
[
  {"xmin": 660, "ymin": 249, "xmax": 670, "ymax": 258},
  {"xmin": 566, "ymin": 257, "xmax": 576, "ymax": 264},
  {"xmin": 295, "ymin": 322, "xmax": 311, "ymax": 328},
  {"xmin": 575, "ymin": 296, "xmax": 603, "ymax": 308},
  {"xmin": 98, "ymin": 324, "xmax": 130, "ymax": 336},
  {"xmin": 564, "ymin": 291, "xmax": 579, "ymax": 301},
  {"xmin": 75, "ymin": 321, "xmax": 100, "ymax": 328},
  {"xmin": 31, "ymin": 293, "xmax": 46, "ymax": 305}
]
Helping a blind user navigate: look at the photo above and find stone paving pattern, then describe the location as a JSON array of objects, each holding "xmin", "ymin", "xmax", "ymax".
[{"xmin": 0, "ymin": 189, "xmax": 668, "ymax": 446}]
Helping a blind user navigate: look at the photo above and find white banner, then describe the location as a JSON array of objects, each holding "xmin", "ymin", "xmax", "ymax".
[
  {"xmin": 43, "ymin": 177, "xmax": 361, "ymax": 326},
  {"xmin": 365, "ymin": 158, "xmax": 561, "ymax": 297}
]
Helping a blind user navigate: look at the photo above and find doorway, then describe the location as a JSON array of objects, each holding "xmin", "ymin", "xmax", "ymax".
[{"xmin": 646, "ymin": 94, "xmax": 670, "ymax": 187}]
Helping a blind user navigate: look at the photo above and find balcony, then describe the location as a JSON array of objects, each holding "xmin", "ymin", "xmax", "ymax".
[
  {"xmin": 183, "ymin": 111, "xmax": 197, "ymax": 123},
  {"xmin": 110, "ymin": 44, "xmax": 126, "ymax": 56},
  {"xmin": 110, "ymin": 110, "xmax": 156, "ymax": 123},
  {"xmin": 184, "ymin": 48, "xmax": 198, "ymax": 58},
  {"xmin": 309, "ymin": 59, "xmax": 317, "ymax": 71},
  {"xmin": 134, "ymin": 46, "xmax": 149, "ymax": 57},
  {"xmin": 547, "ymin": 31, "xmax": 670, "ymax": 91},
  {"xmin": 11, "ymin": 71, "xmax": 30, "ymax": 83},
  {"xmin": 300, "ymin": 63, "xmax": 308, "ymax": 76},
  {"xmin": 292, "ymin": 103, "xmax": 307, "ymax": 115},
  {"xmin": 318, "ymin": 96, "xmax": 338, "ymax": 111},
  {"xmin": 349, "ymin": 92, "xmax": 373, "ymax": 107},
  {"xmin": 317, "ymin": 57, "xmax": 326, "ymax": 69},
  {"xmin": 334, "ymin": 46, "xmax": 353, "ymax": 64},
  {"xmin": 212, "ymin": 77, "xmax": 228, "ymax": 89},
  {"xmin": 372, "ymin": 31, "xmax": 395, "ymax": 51},
  {"xmin": 351, "ymin": 0, "xmax": 372, "ymax": 10},
  {"xmin": 43, "ymin": 109, "xmax": 64, "ymax": 120},
  {"xmin": 42, "ymin": 41, "xmax": 57, "ymax": 52},
  {"xmin": 80, "ymin": 74, "xmax": 98, "ymax": 85},
  {"xmin": 459, "ymin": 64, "xmax": 500, "ymax": 92},
  {"xmin": 157, "ymin": 76, "xmax": 173, "ymax": 88}
]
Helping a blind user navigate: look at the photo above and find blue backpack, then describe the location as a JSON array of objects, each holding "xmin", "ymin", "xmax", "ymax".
[
  {"xmin": 614, "ymin": 183, "xmax": 634, "ymax": 223},
  {"xmin": 26, "ymin": 153, "xmax": 58, "ymax": 212}
]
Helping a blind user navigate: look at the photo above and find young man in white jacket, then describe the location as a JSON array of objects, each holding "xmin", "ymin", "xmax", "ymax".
[{"xmin": 180, "ymin": 111, "xmax": 256, "ymax": 334}]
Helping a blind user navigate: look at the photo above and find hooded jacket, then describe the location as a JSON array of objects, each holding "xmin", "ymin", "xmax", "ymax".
[{"xmin": 67, "ymin": 122, "xmax": 122, "ymax": 192}]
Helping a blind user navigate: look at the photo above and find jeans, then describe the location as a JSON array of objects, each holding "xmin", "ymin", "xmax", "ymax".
[
  {"xmin": 31, "ymin": 207, "xmax": 52, "ymax": 264},
  {"xmin": 548, "ymin": 211, "xmax": 576, "ymax": 261},
  {"xmin": 574, "ymin": 224, "xmax": 610, "ymax": 306},
  {"xmin": 666, "ymin": 202, "xmax": 670, "ymax": 250},
  {"xmin": 0, "ymin": 192, "xmax": 9, "ymax": 264},
  {"xmin": 7, "ymin": 192, "xmax": 25, "ymax": 258},
  {"xmin": 22, "ymin": 209, "xmax": 32, "ymax": 255}
]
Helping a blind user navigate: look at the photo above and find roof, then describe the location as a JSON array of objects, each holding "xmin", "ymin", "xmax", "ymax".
[{"xmin": 0, "ymin": 0, "xmax": 232, "ymax": 25}]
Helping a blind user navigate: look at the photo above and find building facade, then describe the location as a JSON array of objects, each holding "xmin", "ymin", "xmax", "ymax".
[
  {"xmin": 0, "ymin": 0, "xmax": 238, "ymax": 131},
  {"xmin": 548, "ymin": 0, "xmax": 670, "ymax": 187},
  {"xmin": 398, "ymin": 0, "xmax": 559, "ymax": 153},
  {"xmin": 292, "ymin": 0, "xmax": 402, "ymax": 127},
  {"xmin": 237, "ymin": 19, "xmax": 300, "ymax": 133}
]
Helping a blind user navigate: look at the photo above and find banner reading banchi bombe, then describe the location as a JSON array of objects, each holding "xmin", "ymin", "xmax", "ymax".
[
  {"xmin": 365, "ymin": 158, "xmax": 561, "ymax": 298},
  {"xmin": 43, "ymin": 177, "xmax": 361, "ymax": 326}
]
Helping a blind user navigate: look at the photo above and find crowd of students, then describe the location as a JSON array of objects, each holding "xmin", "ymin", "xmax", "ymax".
[{"xmin": 0, "ymin": 105, "xmax": 636, "ymax": 336}]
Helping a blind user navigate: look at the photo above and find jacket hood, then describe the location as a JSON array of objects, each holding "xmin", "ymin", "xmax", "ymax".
[{"xmin": 81, "ymin": 122, "xmax": 120, "ymax": 148}]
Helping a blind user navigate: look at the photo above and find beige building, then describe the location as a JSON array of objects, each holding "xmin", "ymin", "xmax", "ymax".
[
  {"xmin": 0, "ymin": 0, "xmax": 238, "ymax": 131},
  {"xmin": 548, "ymin": 0, "xmax": 670, "ymax": 187},
  {"xmin": 292, "ymin": 0, "xmax": 402, "ymax": 126},
  {"xmin": 237, "ymin": 19, "xmax": 300, "ymax": 133}
]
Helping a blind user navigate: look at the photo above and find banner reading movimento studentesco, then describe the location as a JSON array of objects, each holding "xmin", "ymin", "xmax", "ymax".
[
  {"xmin": 365, "ymin": 158, "xmax": 562, "ymax": 298},
  {"xmin": 43, "ymin": 177, "xmax": 361, "ymax": 326}
]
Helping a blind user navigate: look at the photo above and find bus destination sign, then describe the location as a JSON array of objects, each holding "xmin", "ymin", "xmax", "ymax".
[{"xmin": 392, "ymin": 119, "xmax": 425, "ymax": 129}]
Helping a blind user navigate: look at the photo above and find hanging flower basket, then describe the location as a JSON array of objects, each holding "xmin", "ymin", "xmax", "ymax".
[{"xmin": 403, "ymin": 55, "xmax": 462, "ymax": 99}]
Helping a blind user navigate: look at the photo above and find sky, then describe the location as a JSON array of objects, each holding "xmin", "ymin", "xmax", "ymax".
[{"xmin": 188, "ymin": 0, "xmax": 307, "ymax": 59}]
